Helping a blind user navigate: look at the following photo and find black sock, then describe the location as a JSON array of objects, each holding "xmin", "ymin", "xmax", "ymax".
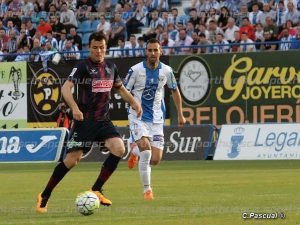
[
  {"xmin": 41, "ymin": 162, "xmax": 70, "ymax": 201},
  {"xmin": 92, "ymin": 153, "xmax": 121, "ymax": 191}
]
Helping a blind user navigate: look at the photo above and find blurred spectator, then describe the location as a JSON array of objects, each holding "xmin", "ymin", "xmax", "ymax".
[
  {"xmin": 17, "ymin": 28, "xmax": 32, "ymax": 49},
  {"xmin": 0, "ymin": 0, "xmax": 8, "ymax": 17},
  {"xmin": 97, "ymin": 15, "xmax": 111, "ymax": 39},
  {"xmin": 0, "ymin": 28, "xmax": 9, "ymax": 51},
  {"xmin": 30, "ymin": 38, "xmax": 43, "ymax": 61},
  {"xmin": 48, "ymin": 4, "xmax": 58, "ymax": 18},
  {"xmin": 69, "ymin": 27, "xmax": 82, "ymax": 50},
  {"xmin": 7, "ymin": 30, "xmax": 18, "ymax": 53},
  {"xmin": 175, "ymin": 29, "xmax": 193, "ymax": 55},
  {"xmin": 58, "ymin": 29, "xmax": 67, "ymax": 51},
  {"xmin": 189, "ymin": 8, "xmax": 200, "ymax": 27},
  {"xmin": 32, "ymin": 0, "xmax": 42, "ymax": 15},
  {"xmin": 25, "ymin": 19, "xmax": 36, "ymax": 38},
  {"xmin": 121, "ymin": 2, "xmax": 133, "ymax": 23},
  {"xmin": 198, "ymin": 32, "xmax": 212, "ymax": 53},
  {"xmin": 143, "ymin": 10, "xmax": 163, "ymax": 42},
  {"xmin": 21, "ymin": 0, "xmax": 34, "ymax": 18},
  {"xmin": 66, "ymin": 0, "xmax": 77, "ymax": 12},
  {"xmin": 260, "ymin": 30, "xmax": 278, "ymax": 51},
  {"xmin": 76, "ymin": 0, "xmax": 96, "ymax": 22},
  {"xmin": 213, "ymin": 32, "xmax": 229, "ymax": 53},
  {"xmin": 235, "ymin": 4, "xmax": 249, "ymax": 26},
  {"xmin": 206, "ymin": 0, "xmax": 220, "ymax": 12},
  {"xmin": 249, "ymin": 2, "xmax": 262, "ymax": 25},
  {"xmin": 207, "ymin": 19, "xmax": 223, "ymax": 42},
  {"xmin": 197, "ymin": 22, "xmax": 209, "ymax": 38},
  {"xmin": 15, "ymin": 45, "xmax": 30, "ymax": 61},
  {"xmin": 161, "ymin": 30, "xmax": 175, "ymax": 55},
  {"xmin": 230, "ymin": 30, "xmax": 241, "ymax": 52},
  {"xmin": 147, "ymin": 0, "xmax": 169, "ymax": 13},
  {"xmin": 239, "ymin": 17, "xmax": 255, "ymax": 40},
  {"xmin": 125, "ymin": 34, "xmax": 139, "ymax": 57},
  {"xmin": 161, "ymin": 11, "xmax": 169, "ymax": 30},
  {"xmin": 218, "ymin": 6, "xmax": 230, "ymax": 31},
  {"xmin": 5, "ymin": 19, "xmax": 19, "ymax": 36},
  {"xmin": 285, "ymin": 1, "xmax": 299, "ymax": 25},
  {"xmin": 259, "ymin": 3, "xmax": 276, "ymax": 27},
  {"xmin": 155, "ymin": 24, "xmax": 164, "ymax": 41},
  {"xmin": 33, "ymin": 30, "xmax": 46, "ymax": 45},
  {"xmin": 264, "ymin": 16, "xmax": 279, "ymax": 37},
  {"xmin": 276, "ymin": 0, "xmax": 286, "ymax": 27},
  {"xmin": 198, "ymin": 10, "xmax": 207, "ymax": 25},
  {"xmin": 126, "ymin": 0, "xmax": 147, "ymax": 38},
  {"xmin": 224, "ymin": 17, "xmax": 240, "ymax": 42},
  {"xmin": 207, "ymin": 7, "xmax": 219, "ymax": 25},
  {"xmin": 136, "ymin": 36, "xmax": 145, "ymax": 56},
  {"xmin": 7, "ymin": 0, "xmax": 22, "ymax": 16},
  {"xmin": 290, "ymin": 27, "xmax": 300, "ymax": 49},
  {"xmin": 107, "ymin": 12, "xmax": 126, "ymax": 47},
  {"xmin": 62, "ymin": 38, "xmax": 80, "ymax": 60},
  {"xmin": 191, "ymin": 31, "xmax": 199, "ymax": 53},
  {"xmin": 98, "ymin": 0, "xmax": 111, "ymax": 13},
  {"xmin": 60, "ymin": 1, "xmax": 78, "ymax": 32},
  {"xmin": 114, "ymin": 37, "xmax": 128, "ymax": 57},
  {"xmin": 186, "ymin": 21, "xmax": 195, "ymax": 37},
  {"xmin": 254, "ymin": 22, "xmax": 264, "ymax": 48},
  {"xmin": 279, "ymin": 27, "xmax": 292, "ymax": 50},
  {"xmin": 221, "ymin": 0, "xmax": 240, "ymax": 15},
  {"xmin": 49, "ymin": 15, "xmax": 65, "ymax": 40},
  {"xmin": 168, "ymin": 7, "xmax": 180, "ymax": 27},
  {"xmin": 36, "ymin": 17, "xmax": 52, "ymax": 36},
  {"xmin": 167, "ymin": 23, "xmax": 179, "ymax": 42},
  {"xmin": 238, "ymin": 31, "xmax": 256, "ymax": 52},
  {"xmin": 46, "ymin": 30, "xmax": 58, "ymax": 49}
]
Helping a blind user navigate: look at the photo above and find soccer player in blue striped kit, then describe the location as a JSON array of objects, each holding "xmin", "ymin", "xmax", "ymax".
[
  {"xmin": 36, "ymin": 32, "xmax": 142, "ymax": 213},
  {"xmin": 125, "ymin": 38, "xmax": 186, "ymax": 200}
]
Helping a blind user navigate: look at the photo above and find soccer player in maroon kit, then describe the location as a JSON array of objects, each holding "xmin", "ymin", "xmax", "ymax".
[{"xmin": 36, "ymin": 32, "xmax": 142, "ymax": 213}]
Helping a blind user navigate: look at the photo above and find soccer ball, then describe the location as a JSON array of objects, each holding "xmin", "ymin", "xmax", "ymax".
[{"xmin": 75, "ymin": 191, "xmax": 100, "ymax": 215}]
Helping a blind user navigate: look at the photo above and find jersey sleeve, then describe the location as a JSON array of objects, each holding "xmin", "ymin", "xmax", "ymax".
[
  {"xmin": 166, "ymin": 67, "xmax": 177, "ymax": 90},
  {"xmin": 124, "ymin": 67, "xmax": 136, "ymax": 91}
]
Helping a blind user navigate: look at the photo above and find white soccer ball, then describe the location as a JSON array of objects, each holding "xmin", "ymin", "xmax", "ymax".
[{"xmin": 75, "ymin": 191, "xmax": 100, "ymax": 216}]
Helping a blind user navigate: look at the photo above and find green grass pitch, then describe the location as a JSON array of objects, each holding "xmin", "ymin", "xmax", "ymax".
[{"xmin": 0, "ymin": 160, "xmax": 300, "ymax": 225}]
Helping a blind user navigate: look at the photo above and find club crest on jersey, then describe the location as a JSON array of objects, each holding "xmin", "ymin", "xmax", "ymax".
[
  {"xmin": 89, "ymin": 68, "xmax": 97, "ymax": 75},
  {"xmin": 92, "ymin": 79, "xmax": 113, "ymax": 92}
]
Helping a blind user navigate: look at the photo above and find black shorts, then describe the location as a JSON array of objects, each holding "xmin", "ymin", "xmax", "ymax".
[{"xmin": 66, "ymin": 120, "xmax": 121, "ymax": 154}]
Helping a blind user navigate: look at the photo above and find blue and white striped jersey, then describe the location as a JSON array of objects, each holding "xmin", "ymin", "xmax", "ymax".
[{"xmin": 125, "ymin": 60, "xmax": 177, "ymax": 124}]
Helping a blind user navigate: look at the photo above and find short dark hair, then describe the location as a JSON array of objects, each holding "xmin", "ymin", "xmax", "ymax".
[
  {"xmin": 146, "ymin": 38, "xmax": 160, "ymax": 48},
  {"xmin": 89, "ymin": 31, "xmax": 107, "ymax": 46}
]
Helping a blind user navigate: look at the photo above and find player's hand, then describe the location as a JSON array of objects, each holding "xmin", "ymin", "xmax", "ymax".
[
  {"xmin": 178, "ymin": 115, "xmax": 186, "ymax": 127},
  {"xmin": 131, "ymin": 100, "xmax": 142, "ymax": 118},
  {"xmin": 72, "ymin": 108, "xmax": 84, "ymax": 121}
]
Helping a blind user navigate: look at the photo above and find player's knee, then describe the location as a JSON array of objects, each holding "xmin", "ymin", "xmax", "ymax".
[{"xmin": 150, "ymin": 159, "xmax": 160, "ymax": 166}]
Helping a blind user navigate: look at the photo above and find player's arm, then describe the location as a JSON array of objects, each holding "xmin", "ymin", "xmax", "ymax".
[
  {"xmin": 171, "ymin": 87, "xmax": 186, "ymax": 127},
  {"xmin": 114, "ymin": 82, "xmax": 142, "ymax": 117},
  {"xmin": 62, "ymin": 80, "xmax": 83, "ymax": 121}
]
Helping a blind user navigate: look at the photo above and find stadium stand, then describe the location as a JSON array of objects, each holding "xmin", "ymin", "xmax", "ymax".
[{"xmin": 0, "ymin": 0, "xmax": 300, "ymax": 61}]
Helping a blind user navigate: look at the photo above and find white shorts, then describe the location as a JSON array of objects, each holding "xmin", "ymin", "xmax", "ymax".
[{"xmin": 128, "ymin": 114, "xmax": 164, "ymax": 150}]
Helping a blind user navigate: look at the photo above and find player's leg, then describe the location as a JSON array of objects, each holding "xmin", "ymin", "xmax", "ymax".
[
  {"xmin": 136, "ymin": 137, "xmax": 152, "ymax": 199},
  {"xmin": 90, "ymin": 121, "xmax": 124, "ymax": 206},
  {"xmin": 36, "ymin": 150, "xmax": 84, "ymax": 213},
  {"xmin": 36, "ymin": 120, "xmax": 92, "ymax": 213},
  {"xmin": 128, "ymin": 137, "xmax": 140, "ymax": 169}
]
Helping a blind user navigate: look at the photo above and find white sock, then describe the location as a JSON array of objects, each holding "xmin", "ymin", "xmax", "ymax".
[
  {"xmin": 132, "ymin": 145, "xmax": 140, "ymax": 157},
  {"xmin": 138, "ymin": 150, "xmax": 152, "ymax": 193}
]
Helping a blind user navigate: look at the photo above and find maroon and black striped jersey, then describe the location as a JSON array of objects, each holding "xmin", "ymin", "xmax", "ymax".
[{"xmin": 68, "ymin": 57, "xmax": 122, "ymax": 121}]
